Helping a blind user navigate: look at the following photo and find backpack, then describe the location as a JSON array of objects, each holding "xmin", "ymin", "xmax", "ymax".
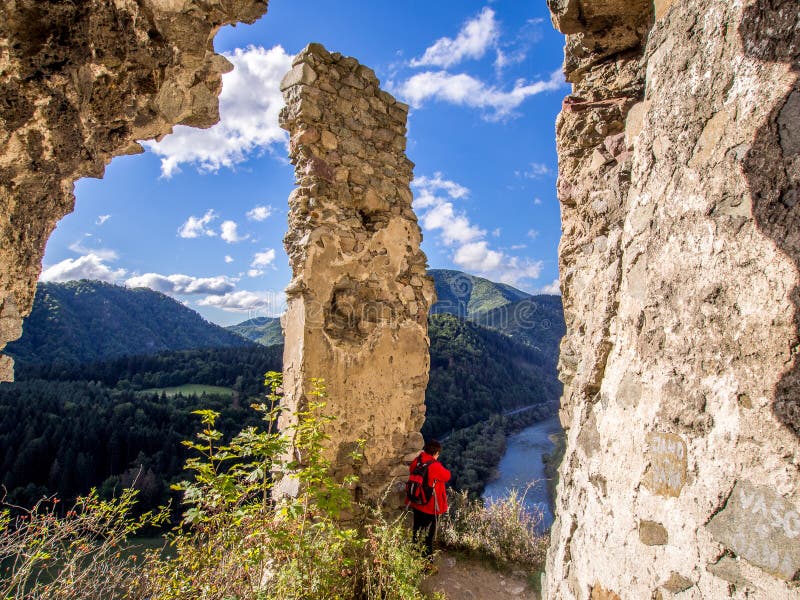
[{"xmin": 406, "ymin": 455, "xmax": 436, "ymax": 506}]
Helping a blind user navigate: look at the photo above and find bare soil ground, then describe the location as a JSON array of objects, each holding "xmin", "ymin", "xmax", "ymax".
[{"xmin": 421, "ymin": 552, "xmax": 540, "ymax": 600}]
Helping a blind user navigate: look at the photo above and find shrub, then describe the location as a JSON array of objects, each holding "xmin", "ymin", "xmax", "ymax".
[
  {"xmin": 438, "ymin": 487, "xmax": 548, "ymax": 570},
  {"xmin": 0, "ymin": 489, "xmax": 168, "ymax": 600}
]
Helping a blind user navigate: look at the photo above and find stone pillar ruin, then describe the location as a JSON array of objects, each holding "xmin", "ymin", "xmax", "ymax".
[
  {"xmin": 545, "ymin": 0, "xmax": 800, "ymax": 597},
  {"xmin": 278, "ymin": 44, "xmax": 435, "ymax": 505},
  {"xmin": 0, "ymin": 0, "xmax": 268, "ymax": 381}
]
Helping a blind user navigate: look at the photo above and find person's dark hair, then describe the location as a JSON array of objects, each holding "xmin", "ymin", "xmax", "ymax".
[{"xmin": 423, "ymin": 439, "xmax": 442, "ymax": 455}]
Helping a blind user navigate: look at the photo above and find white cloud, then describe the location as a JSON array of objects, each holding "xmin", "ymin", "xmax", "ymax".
[
  {"xmin": 67, "ymin": 241, "xmax": 118, "ymax": 261},
  {"xmin": 410, "ymin": 7, "xmax": 499, "ymax": 69},
  {"xmin": 144, "ymin": 45, "xmax": 293, "ymax": 177},
  {"xmin": 251, "ymin": 248, "xmax": 276, "ymax": 268},
  {"xmin": 414, "ymin": 173, "xmax": 469, "ymax": 201},
  {"xmin": 522, "ymin": 162, "xmax": 553, "ymax": 179},
  {"xmin": 494, "ymin": 48, "xmax": 526, "ymax": 72},
  {"xmin": 533, "ymin": 197, "xmax": 543, "ymax": 205},
  {"xmin": 397, "ymin": 69, "xmax": 564, "ymax": 120},
  {"xmin": 454, "ymin": 241, "xmax": 503, "ymax": 272},
  {"xmin": 198, "ymin": 290, "xmax": 284, "ymax": 315},
  {"xmin": 246, "ymin": 205, "xmax": 273, "ymax": 222},
  {"xmin": 224, "ymin": 255, "xmax": 234, "ymax": 264},
  {"xmin": 125, "ymin": 273, "xmax": 235, "ymax": 295},
  {"xmin": 247, "ymin": 269, "xmax": 264, "ymax": 278},
  {"xmin": 509, "ymin": 244, "xmax": 527, "ymax": 250},
  {"xmin": 540, "ymin": 279, "xmax": 561, "ymax": 295},
  {"xmin": 493, "ymin": 17, "xmax": 545, "ymax": 73},
  {"xmin": 40, "ymin": 254, "xmax": 126, "ymax": 283},
  {"xmin": 527, "ymin": 229, "xmax": 539, "ymax": 239},
  {"xmin": 178, "ymin": 209, "xmax": 218, "ymax": 238},
  {"xmin": 96, "ymin": 214, "xmax": 111, "ymax": 225},
  {"xmin": 220, "ymin": 220, "xmax": 248, "ymax": 243},
  {"xmin": 491, "ymin": 228, "xmax": 501, "ymax": 237},
  {"xmin": 413, "ymin": 173, "xmax": 543, "ymax": 288},
  {"xmin": 421, "ymin": 201, "xmax": 484, "ymax": 246}
]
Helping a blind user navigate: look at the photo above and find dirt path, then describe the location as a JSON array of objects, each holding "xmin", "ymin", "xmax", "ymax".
[{"xmin": 421, "ymin": 553, "xmax": 540, "ymax": 600}]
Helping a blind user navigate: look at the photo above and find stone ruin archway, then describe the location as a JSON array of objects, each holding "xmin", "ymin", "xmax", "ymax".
[
  {"xmin": 2, "ymin": 1, "xmax": 800, "ymax": 598},
  {"xmin": 0, "ymin": 0, "xmax": 268, "ymax": 381}
]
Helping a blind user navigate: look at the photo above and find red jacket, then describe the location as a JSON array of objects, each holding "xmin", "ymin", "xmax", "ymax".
[{"xmin": 407, "ymin": 452, "xmax": 451, "ymax": 515}]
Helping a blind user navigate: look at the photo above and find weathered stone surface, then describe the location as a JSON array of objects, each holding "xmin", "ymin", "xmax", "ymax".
[
  {"xmin": 278, "ymin": 44, "xmax": 434, "ymax": 505},
  {"xmin": 706, "ymin": 555, "xmax": 753, "ymax": 588},
  {"xmin": 639, "ymin": 520, "xmax": 668, "ymax": 546},
  {"xmin": 545, "ymin": 0, "xmax": 800, "ymax": 598},
  {"xmin": 707, "ymin": 481, "xmax": 800, "ymax": 581},
  {"xmin": 0, "ymin": 0, "xmax": 268, "ymax": 381},
  {"xmin": 590, "ymin": 584, "xmax": 620, "ymax": 600},
  {"xmin": 661, "ymin": 572, "xmax": 694, "ymax": 594}
]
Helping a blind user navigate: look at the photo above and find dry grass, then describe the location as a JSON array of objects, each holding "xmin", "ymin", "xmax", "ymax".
[{"xmin": 438, "ymin": 486, "xmax": 548, "ymax": 570}]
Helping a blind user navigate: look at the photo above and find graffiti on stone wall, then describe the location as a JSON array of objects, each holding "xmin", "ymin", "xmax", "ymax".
[
  {"xmin": 642, "ymin": 431, "xmax": 687, "ymax": 497},
  {"xmin": 707, "ymin": 480, "xmax": 800, "ymax": 581}
]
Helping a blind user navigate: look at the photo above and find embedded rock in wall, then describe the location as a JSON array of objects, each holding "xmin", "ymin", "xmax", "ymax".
[
  {"xmin": 278, "ymin": 44, "xmax": 435, "ymax": 505},
  {"xmin": 0, "ymin": 0, "xmax": 268, "ymax": 381},
  {"xmin": 546, "ymin": 0, "xmax": 800, "ymax": 598}
]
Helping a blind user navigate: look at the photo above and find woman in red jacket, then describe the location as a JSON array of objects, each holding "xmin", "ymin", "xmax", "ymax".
[{"xmin": 408, "ymin": 439, "xmax": 451, "ymax": 558}]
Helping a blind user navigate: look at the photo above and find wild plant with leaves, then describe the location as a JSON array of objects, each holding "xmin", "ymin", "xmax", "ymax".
[
  {"xmin": 134, "ymin": 371, "xmax": 430, "ymax": 600},
  {"xmin": 0, "ymin": 489, "xmax": 168, "ymax": 600}
]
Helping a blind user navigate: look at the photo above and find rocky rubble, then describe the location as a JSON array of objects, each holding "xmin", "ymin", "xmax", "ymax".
[
  {"xmin": 0, "ymin": 0, "xmax": 268, "ymax": 381},
  {"xmin": 545, "ymin": 0, "xmax": 800, "ymax": 598},
  {"xmin": 278, "ymin": 44, "xmax": 435, "ymax": 505}
]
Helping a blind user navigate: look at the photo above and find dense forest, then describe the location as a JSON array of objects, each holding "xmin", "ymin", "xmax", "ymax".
[
  {"xmin": 0, "ymin": 380, "xmax": 261, "ymax": 514},
  {"xmin": 16, "ymin": 345, "xmax": 283, "ymax": 397},
  {"xmin": 423, "ymin": 313, "xmax": 559, "ymax": 438}
]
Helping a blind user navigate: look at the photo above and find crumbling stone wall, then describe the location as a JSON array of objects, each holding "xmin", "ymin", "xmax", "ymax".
[
  {"xmin": 546, "ymin": 0, "xmax": 800, "ymax": 598},
  {"xmin": 0, "ymin": 0, "xmax": 268, "ymax": 381},
  {"xmin": 278, "ymin": 44, "xmax": 435, "ymax": 505}
]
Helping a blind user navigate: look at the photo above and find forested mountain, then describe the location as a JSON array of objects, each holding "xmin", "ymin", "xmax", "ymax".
[
  {"xmin": 5, "ymin": 280, "xmax": 250, "ymax": 365},
  {"xmin": 429, "ymin": 269, "xmax": 531, "ymax": 318},
  {"xmin": 0, "ymin": 316, "xmax": 559, "ymax": 510},
  {"xmin": 471, "ymin": 295, "xmax": 565, "ymax": 365},
  {"xmin": 226, "ymin": 316, "xmax": 283, "ymax": 346},
  {"xmin": 424, "ymin": 313, "xmax": 559, "ymax": 438}
]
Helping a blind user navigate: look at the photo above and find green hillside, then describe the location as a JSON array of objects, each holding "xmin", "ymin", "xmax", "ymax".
[
  {"xmin": 429, "ymin": 269, "xmax": 531, "ymax": 318},
  {"xmin": 471, "ymin": 295, "xmax": 565, "ymax": 365},
  {"xmin": 5, "ymin": 280, "xmax": 251, "ymax": 365},
  {"xmin": 226, "ymin": 316, "xmax": 283, "ymax": 346}
]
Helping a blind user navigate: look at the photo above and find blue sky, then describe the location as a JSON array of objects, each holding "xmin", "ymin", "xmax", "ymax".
[{"xmin": 40, "ymin": 1, "xmax": 566, "ymax": 326}]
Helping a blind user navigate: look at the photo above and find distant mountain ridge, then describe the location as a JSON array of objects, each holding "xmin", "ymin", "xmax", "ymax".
[
  {"xmin": 6, "ymin": 280, "xmax": 251, "ymax": 365},
  {"xmin": 225, "ymin": 270, "xmax": 564, "ymax": 358},
  {"xmin": 226, "ymin": 316, "xmax": 283, "ymax": 347},
  {"xmin": 429, "ymin": 269, "xmax": 564, "ymax": 364},
  {"xmin": 428, "ymin": 269, "xmax": 531, "ymax": 318},
  {"xmin": 9, "ymin": 272, "xmax": 564, "ymax": 375}
]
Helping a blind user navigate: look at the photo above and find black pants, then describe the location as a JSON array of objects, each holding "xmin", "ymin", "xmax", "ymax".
[{"xmin": 411, "ymin": 508, "xmax": 437, "ymax": 557}]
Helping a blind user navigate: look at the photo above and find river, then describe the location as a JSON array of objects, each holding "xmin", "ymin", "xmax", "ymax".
[{"xmin": 481, "ymin": 415, "xmax": 563, "ymax": 533}]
